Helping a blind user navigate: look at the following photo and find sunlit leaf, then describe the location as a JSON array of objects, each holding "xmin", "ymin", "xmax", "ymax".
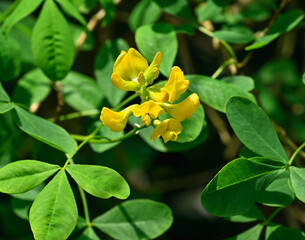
[
  {"xmin": 226, "ymin": 97, "xmax": 288, "ymax": 163},
  {"xmin": 14, "ymin": 105, "xmax": 78, "ymax": 154},
  {"xmin": 188, "ymin": 75, "xmax": 256, "ymax": 112},
  {"xmin": 201, "ymin": 158, "xmax": 282, "ymax": 217},
  {"xmin": 29, "ymin": 170, "xmax": 78, "ymax": 240},
  {"xmin": 266, "ymin": 223, "xmax": 305, "ymax": 240},
  {"xmin": 0, "ymin": 160, "xmax": 59, "ymax": 194},
  {"xmin": 32, "ymin": 0, "xmax": 75, "ymax": 80},
  {"xmin": 66, "ymin": 164, "xmax": 130, "ymax": 199},
  {"xmin": 226, "ymin": 224, "xmax": 263, "ymax": 240},
  {"xmin": 93, "ymin": 199, "xmax": 173, "ymax": 240},
  {"xmin": 57, "ymin": 0, "xmax": 87, "ymax": 27}
]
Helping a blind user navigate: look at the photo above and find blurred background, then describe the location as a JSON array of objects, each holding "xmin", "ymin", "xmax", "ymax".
[{"xmin": 1, "ymin": 0, "xmax": 305, "ymax": 239}]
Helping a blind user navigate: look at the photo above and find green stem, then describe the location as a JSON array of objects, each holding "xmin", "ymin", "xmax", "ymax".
[
  {"xmin": 0, "ymin": 0, "xmax": 22, "ymax": 25},
  {"xmin": 113, "ymin": 93, "xmax": 138, "ymax": 111},
  {"xmin": 264, "ymin": 207, "xmax": 284, "ymax": 225},
  {"xmin": 198, "ymin": 26, "xmax": 237, "ymax": 61},
  {"xmin": 211, "ymin": 59, "xmax": 236, "ymax": 79},
  {"xmin": 63, "ymin": 123, "xmax": 103, "ymax": 169},
  {"xmin": 71, "ymin": 126, "xmax": 144, "ymax": 143},
  {"xmin": 289, "ymin": 142, "xmax": 305, "ymax": 166},
  {"xmin": 78, "ymin": 185, "xmax": 91, "ymax": 226},
  {"xmin": 49, "ymin": 109, "xmax": 100, "ymax": 122},
  {"xmin": 68, "ymin": 158, "xmax": 91, "ymax": 226}
]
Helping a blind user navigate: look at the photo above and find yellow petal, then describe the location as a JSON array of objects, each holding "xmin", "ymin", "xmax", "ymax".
[
  {"xmin": 141, "ymin": 114, "xmax": 151, "ymax": 126},
  {"xmin": 111, "ymin": 73, "xmax": 140, "ymax": 91},
  {"xmin": 165, "ymin": 66, "xmax": 190, "ymax": 103},
  {"xmin": 164, "ymin": 93, "xmax": 200, "ymax": 122},
  {"xmin": 113, "ymin": 48, "xmax": 148, "ymax": 81},
  {"xmin": 148, "ymin": 86, "xmax": 169, "ymax": 103},
  {"xmin": 100, "ymin": 105, "xmax": 136, "ymax": 132},
  {"xmin": 150, "ymin": 118, "xmax": 183, "ymax": 142},
  {"xmin": 144, "ymin": 52, "xmax": 162, "ymax": 85},
  {"xmin": 132, "ymin": 100, "xmax": 165, "ymax": 119}
]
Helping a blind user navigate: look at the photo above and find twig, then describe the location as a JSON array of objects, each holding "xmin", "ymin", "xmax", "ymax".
[
  {"xmin": 52, "ymin": 81, "xmax": 64, "ymax": 123},
  {"xmin": 262, "ymin": 0, "xmax": 289, "ymax": 36}
]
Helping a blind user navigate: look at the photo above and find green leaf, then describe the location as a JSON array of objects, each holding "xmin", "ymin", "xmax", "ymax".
[
  {"xmin": 226, "ymin": 97, "xmax": 288, "ymax": 163},
  {"xmin": 12, "ymin": 69, "xmax": 51, "ymax": 107},
  {"xmin": 302, "ymin": 72, "xmax": 305, "ymax": 85},
  {"xmin": 289, "ymin": 167, "xmax": 305, "ymax": 203},
  {"xmin": 29, "ymin": 170, "xmax": 78, "ymax": 240},
  {"xmin": 135, "ymin": 22, "xmax": 178, "ymax": 77},
  {"xmin": 201, "ymin": 158, "xmax": 281, "ymax": 217},
  {"xmin": 246, "ymin": 10, "xmax": 305, "ymax": 51},
  {"xmin": 32, "ymin": 0, "xmax": 75, "ymax": 81},
  {"xmin": 226, "ymin": 224, "xmax": 263, "ymax": 240},
  {"xmin": 0, "ymin": 160, "xmax": 59, "ymax": 194},
  {"xmin": 1, "ymin": 0, "xmax": 44, "ymax": 33},
  {"xmin": 221, "ymin": 76, "xmax": 255, "ymax": 92},
  {"xmin": 128, "ymin": 0, "xmax": 162, "ymax": 32},
  {"xmin": 0, "ymin": 82, "xmax": 10, "ymax": 102},
  {"xmin": 78, "ymin": 227, "xmax": 100, "ymax": 240},
  {"xmin": 93, "ymin": 199, "xmax": 173, "ymax": 240},
  {"xmin": 214, "ymin": 27, "xmax": 254, "ymax": 44},
  {"xmin": 225, "ymin": 204, "xmax": 264, "ymax": 223},
  {"xmin": 89, "ymin": 122, "xmax": 123, "ymax": 153},
  {"xmin": 153, "ymin": 0, "xmax": 193, "ymax": 21},
  {"xmin": 195, "ymin": 0, "xmax": 231, "ymax": 22},
  {"xmin": 62, "ymin": 71, "xmax": 104, "ymax": 111},
  {"xmin": 66, "ymin": 164, "xmax": 130, "ymax": 199},
  {"xmin": 0, "ymin": 102, "xmax": 14, "ymax": 114},
  {"xmin": 14, "ymin": 105, "xmax": 77, "ymax": 154},
  {"xmin": 187, "ymin": 75, "xmax": 256, "ymax": 112},
  {"xmin": 256, "ymin": 170, "xmax": 294, "ymax": 207},
  {"xmin": 94, "ymin": 38, "xmax": 129, "ymax": 107},
  {"xmin": 57, "ymin": 0, "xmax": 87, "ymax": 27},
  {"xmin": 266, "ymin": 223, "xmax": 305, "ymax": 240},
  {"xmin": 0, "ymin": 32, "xmax": 21, "ymax": 82}
]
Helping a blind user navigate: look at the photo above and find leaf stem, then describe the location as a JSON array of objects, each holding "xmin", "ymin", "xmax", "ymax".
[
  {"xmin": 49, "ymin": 109, "xmax": 100, "ymax": 122},
  {"xmin": 289, "ymin": 142, "xmax": 305, "ymax": 166},
  {"xmin": 63, "ymin": 123, "xmax": 103, "ymax": 169},
  {"xmin": 198, "ymin": 26, "xmax": 237, "ymax": 61},
  {"xmin": 211, "ymin": 59, "xmax": 236, "ymax": 79},
  {"xmin": 113, "ymin": 93, "xmax": 138, "ymax": 111},
  {"xmin": 264, "ymin": 207, "xmax": 284, "ymax": 225},
  {"xmin": 71, "ymin": 125, "xmax": 145, "ymax": 143}
]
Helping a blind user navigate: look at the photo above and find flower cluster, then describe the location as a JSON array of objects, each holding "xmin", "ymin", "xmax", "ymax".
[{"xmin": 100, "ymin": 48, "xmax": 200, "ymax": 143}]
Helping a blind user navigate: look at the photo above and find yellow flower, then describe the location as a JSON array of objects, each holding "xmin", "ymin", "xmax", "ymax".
[
  {"xmin": 148, "ymin": 85, "xmax": 169, "ymax": 103},
  {"xmin": 151, "ymin": 118, "xmax": 183, "ymax": 143},
  {"xmin": 143, "ymin": 52, "xmax": 162, "ymax": 85},
  {"xmin": 131, "ymin": 100, "xmax": 165, "ymax": 126},
  {"xmin": 100, "ymin": 105, "xmax": 137, "ymax": 132},
  {"xmin": 161, "ymin": 93, "xmax": 200, "ymax": 122},
  {"xmin": 111, "ymin": 48, "xmax": 162, "ymax": 91},
  {"xmin": 164, "ymin": 67, "xmax": 189, "ymax": 103}
]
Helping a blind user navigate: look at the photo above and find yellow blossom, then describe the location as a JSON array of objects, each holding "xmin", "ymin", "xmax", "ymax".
[
  {"xmin": 100, "ymin": 105, "xmax": 137, "ymax": 132},
  {"xmin": 161, "ymin": 93, "xmax": 200, "ymax": 122},
  {"xmin": 113, "ymin": 48, "xmax": 148, "ymax": 82},
  {"xmin": 111, "ymin": 48, "xmax": 162, "ymax": 91},
  {"xmin": 164, "ymin": 67, "xmax": 189, "ymax": 103},
  {"xmin": 143, "ymin": 52, "xmax": 162, "ymax": 85},
  {"xmin": 148, "ymin": 86, "xmax": 169, "ymax": 103},
  {"xmin": 151, "ymin": 118, "xmax": 183, "ymax": 143},
  {"xmin": 131, "ymin": 100, "xmax": 165, "ymax": 126}
]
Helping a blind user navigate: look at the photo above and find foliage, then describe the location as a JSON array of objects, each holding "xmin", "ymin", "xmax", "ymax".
[{"xmin": 0, "ymin": 0, "xmax": 305, "ymax": 239}]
